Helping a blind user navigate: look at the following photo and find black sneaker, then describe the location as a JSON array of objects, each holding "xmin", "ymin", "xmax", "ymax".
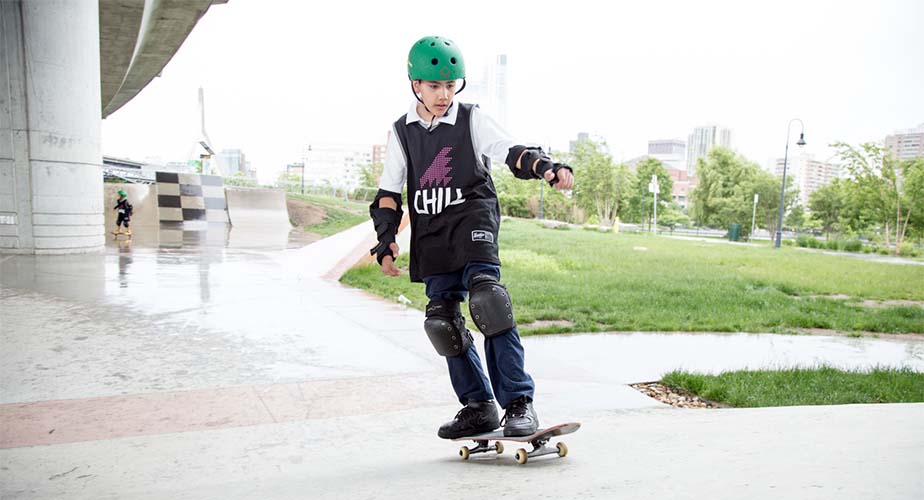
[
  {"xmin": 501, "ymin": 396, "xmax": 539, "ymax": 437},
  {"xmin": 437, "ymin": 400, "xmax": 500, "ymax": 439}
]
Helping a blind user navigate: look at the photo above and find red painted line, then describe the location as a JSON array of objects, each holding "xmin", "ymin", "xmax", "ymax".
[{"xmin": 0, "ymin": 374, "xmax": 446, "ymax": 449}]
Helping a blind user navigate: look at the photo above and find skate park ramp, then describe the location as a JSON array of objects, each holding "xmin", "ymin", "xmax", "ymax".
[
  {"xmin": 225, "ymin": 187, "xmax": 292, "ymax": 228},
  {"xmin": 103, "ymin": 184, "xmax": 158, "ymax": 231}
]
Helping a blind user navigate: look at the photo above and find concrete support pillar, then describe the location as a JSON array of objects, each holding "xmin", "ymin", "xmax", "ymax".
[{"xmin": 0, "ymin": 0, "xmax": 104, "ymax": 254}]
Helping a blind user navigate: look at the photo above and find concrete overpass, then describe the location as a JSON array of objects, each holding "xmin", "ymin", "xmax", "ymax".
[{"xmin": 0, "ymin": 0, "xmax": 226, "ymax": 254}]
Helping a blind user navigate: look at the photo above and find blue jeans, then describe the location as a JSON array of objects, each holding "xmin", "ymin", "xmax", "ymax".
[{"xmin": 423, "ymin": 261, "xmax": 535, "ymax": 409}]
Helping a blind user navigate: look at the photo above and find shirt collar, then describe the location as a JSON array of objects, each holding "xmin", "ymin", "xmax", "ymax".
[{"xmin": 406, "ymin": 100, "xmax": 459, "ymax": 128}]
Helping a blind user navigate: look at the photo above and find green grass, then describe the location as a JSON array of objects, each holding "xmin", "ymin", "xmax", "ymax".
[
  {"xmin": 288, "ymin": 194, "xmax": 368, "ymax": 237},
  {"xmin": 661, "ymin": 367, "xmax": 924, "ymax": 407},
  {"xmin": 340, "ymin": 218, "xmax": 924, "ymax": 335}
]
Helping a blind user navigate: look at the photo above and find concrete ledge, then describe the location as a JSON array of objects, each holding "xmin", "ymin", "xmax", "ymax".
[
  {"xmin": 32, "ymin": 213, "xmax": 104, "ymax": 225},
  {"xmin": 31, "ymin": 224, "xmax": 105, "ymax": 237},
  {"xmin": 33, "ymin": 234, "xmax": 104, "ymax": 250}
]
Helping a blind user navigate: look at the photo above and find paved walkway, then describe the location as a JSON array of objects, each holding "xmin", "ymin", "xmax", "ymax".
[{"xmin": 1, "ymin": 224, "xmax": 922, "ymax": 499}]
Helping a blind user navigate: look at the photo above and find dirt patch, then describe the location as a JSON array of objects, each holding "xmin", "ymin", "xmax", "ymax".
[
  {"xmin": 286, "ymin": 198, "xmax": 326, "ymax": 228},
  {"xmin": 792, "ymin": 294, "xmax": 852, "ymax": 301},
  {"xmin": 521, "ymin": 319, "xmax": 575, "ymax": 329},
  {"xmin": 631, "ymin": 382, "xmax": 726, "ymax": 409},
  {"xmin": 860, "ymin": 299, "xmax": 924, "ymax": 309}
]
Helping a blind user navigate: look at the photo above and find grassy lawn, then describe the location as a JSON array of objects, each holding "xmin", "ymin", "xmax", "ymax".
[
  {"xmin": 661, "ymin": 367, "xmax": 924, "ymax": 407},
  {"xmin": 288, "ymin": 194, "xmax": 368, "ymax": 237},
  {"xmin": 340, "ymin": 218, "xmax": 924, "ymax": 335}
]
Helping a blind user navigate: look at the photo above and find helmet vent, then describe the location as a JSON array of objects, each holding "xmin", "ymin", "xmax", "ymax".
[
  {"xmin": 431, "ymin": 58, "xmax": 439, "ymax": 65},
  {"xmin": 450, "ymin": 57, "xmax": 457, "ymax": 64}
]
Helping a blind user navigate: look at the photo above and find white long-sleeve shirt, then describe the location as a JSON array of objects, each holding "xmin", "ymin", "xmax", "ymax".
[{"xmin": 378, "ymin": 101, "xmax": 517, "ymax": 194}]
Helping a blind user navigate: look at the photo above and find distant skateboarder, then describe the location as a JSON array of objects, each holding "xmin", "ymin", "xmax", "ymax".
[
  {"xmin": 113, "ymin": 189, "xmax": 133, "ymax": 237},
  {"xmin": 369, "ymin": 36, "xmax": 574, "ymax": 439}
]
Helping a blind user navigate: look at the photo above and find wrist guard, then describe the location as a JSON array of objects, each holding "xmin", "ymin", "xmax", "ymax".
[
  {"xmin": 505, "ymin": 146, "xmax": 554, "ymax": 180},
  {"xmin": 369, "ymin": 190, "xmax": 403, "ymax": 265}
]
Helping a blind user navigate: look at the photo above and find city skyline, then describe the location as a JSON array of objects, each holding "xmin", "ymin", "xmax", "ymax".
[{"xmin": 100, "ymin": 0, "xmax": 924, "ymax": 185}]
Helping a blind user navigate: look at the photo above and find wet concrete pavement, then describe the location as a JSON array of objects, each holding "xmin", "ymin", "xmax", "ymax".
[{"xmin": 1, "ymin": 223, "xmax": 922, "ymax": 499}]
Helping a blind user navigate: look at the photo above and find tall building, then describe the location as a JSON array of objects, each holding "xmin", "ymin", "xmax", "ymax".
[
  {"xmin": 302, "ymin": 143, "xmax": 372, "ymax": 189},
  {"xmin": 773, "ymin": 153, "xmax": 841, "ymax": 207},
  {"xmin": 884, "ymin": 123, "xmax": 924, "ymax": 161},
  {"xmin": 648, "ymin": 139, "xmax": 686, "ymax": 171},
  {"xmin": 686, "ymin": 125, "xmax": 731, "ymax": 176},
  {"xmin": 467, "ymin": 54, "xmax": 509, "ymax": 130},
  {"xmin": 215, "ymin": 149, "xmax": 247, "ymax": 177},
  {"xmin": 668, "ymin": 168, "xmax": 699, "ymax": 209},
  {"xmin": 569, "ymin": 132, "xmax": 590, "ymax": 153},
  {"xmin": 494, "ymin": 54, "xmax": 508, "ymax": 130}
]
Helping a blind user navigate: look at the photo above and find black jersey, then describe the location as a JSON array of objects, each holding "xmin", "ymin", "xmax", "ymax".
[{"xmin": 393, "ymin": 103, "xmax": 501, "ymax": 282}]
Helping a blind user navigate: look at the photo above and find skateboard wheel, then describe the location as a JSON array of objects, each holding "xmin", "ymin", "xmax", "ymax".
[
  {"xmin": 494, "ymin": 441, "xmax": 504, "ymax": 454},
  {"xmin": 556, "ymin": 442, "xmax": 568, "ymax": 457},
  {"xmin": 459, "ymin": 446, "xmax": 470, "ymax": 460},
  {"xmin": 515, "ymin": 448, "xmax": 528, "ymax": 465}
]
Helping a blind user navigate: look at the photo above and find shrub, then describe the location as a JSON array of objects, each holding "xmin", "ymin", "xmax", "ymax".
[
  {"xmin": 825, "ymin": 239, "xmax": 840, "ymax": 250},
  {"xmin": 796, "ymin": 234, "xmax": 811, "ymax": 247},
  {"xmin": 499, "ymin": 194, "xmax": 530, "ymax": 218},
  {"xmin": 898, "ymin": 242, "xmax": 915, "ymax": 257},
  {"xmin": 841, "ymin": 240, "xmax": 863, "ymax": 253}
]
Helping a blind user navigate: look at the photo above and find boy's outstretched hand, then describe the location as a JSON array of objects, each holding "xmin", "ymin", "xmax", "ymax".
[
  {"xmin": 380, "ymin": 242, "xmax": 401, "ymax": 276},
  {"xmin": 546, "ymin": 167, "xmax": 574, "ymax": 190}
]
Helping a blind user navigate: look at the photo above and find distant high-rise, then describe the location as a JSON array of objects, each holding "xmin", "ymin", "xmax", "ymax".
[
  {"xmin": 648, "ymin": 139, "xmax": 686, "ymax": 171},
  {"xmin": 494, "ymin": 55, "xmax": 508, "ymax": 130},
  {"xmin": 686, "ymin": 125, "xmax": 731, "ymax": 176},
  {"xmin": 569, "ymin": 132, "xmax": 590, "ymax": 153},
  {"xmin": 302, "ymin": 143, "xmax": 372, "ymax": 189},
  {"xmin": 467, "ymin": 54, "xmax": 509, "ymax": 130},
  {"xmin": 215, "ymin": 149, "xmax": 247, "ymax": 177},
  {"xmin": 772, "ymin": 153, "xmax": 841, "ymax": 207},
  {"xmin": 884, "ymin": 123, "xmax": 924, "ymax": 161}
]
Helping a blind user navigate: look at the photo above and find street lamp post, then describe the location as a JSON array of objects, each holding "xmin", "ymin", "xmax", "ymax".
[
  {"xmin": 775, "ymin": 119, "xmax": 806, "ymax": 248},
  {"xmin": 751, "ymin": 193, "xmax": 759, "ymax": 239}
]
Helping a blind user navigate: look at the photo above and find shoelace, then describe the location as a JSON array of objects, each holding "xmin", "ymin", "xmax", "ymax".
[
  {"xmin": 453, "ymin": 406, "xmax": 481, "ymax": 425},
  {"xmin": 500, "ymin": 400, "xmax": 529, "ymax": 425}
]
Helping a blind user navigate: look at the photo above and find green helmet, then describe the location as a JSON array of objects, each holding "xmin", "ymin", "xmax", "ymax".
[
  {"xmin": 118, "ymin": 189, "xmax": 127, "ymax": 197},
  {"xmin": 407, "ymin": 36, "xmax": 465, "ymax": 81}
]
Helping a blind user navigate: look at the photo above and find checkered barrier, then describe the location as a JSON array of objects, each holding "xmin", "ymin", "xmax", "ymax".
[{"xmin": 155, "ymin": 172, "xmax": 229, "ymax": 224}]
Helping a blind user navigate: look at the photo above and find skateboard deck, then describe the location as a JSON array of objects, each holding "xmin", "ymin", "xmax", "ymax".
[{"xmin": 451, "ymin": 422, "xmax": 580, "ymax": 464}]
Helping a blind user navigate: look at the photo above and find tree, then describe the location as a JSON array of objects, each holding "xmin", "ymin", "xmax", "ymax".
[
  {"xmin": 626, "ymin": 158, "xmax": 673, "ymax": 228},
  {"xmin": 690, "ymin": 146, "xmax": 797, "ymax": 238},
  {"xmin": 833, "ymin": 142, "xmax": 924, "ymax": 252},
  {"xmin": 808, "ymin": 179, "xmax": 845, "ymax": 239},
  {"xmin": 568, "ymin": 139, "xmax": 631, "ymax": 226},
  {"xmin": 785, "ymin": 204, "xmax": 806, "ymax": 231},
  {"xmin": 358, "ymin": 161, "xmax": 384, "ymax": 189}
]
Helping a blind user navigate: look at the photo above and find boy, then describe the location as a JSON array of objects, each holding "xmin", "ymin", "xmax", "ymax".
[
  {"xmin": 369, "ymin": 36, "xmax": 574, "ymax": 439},
  {"xmin": 113, "ymin": 189, "xmax": 133, "ymax": 236}
]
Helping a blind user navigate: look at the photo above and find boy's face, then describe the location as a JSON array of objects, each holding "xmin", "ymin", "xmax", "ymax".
[{"xmin": 412, "ymin": 79, "xmax": 459, "ymax": 117}]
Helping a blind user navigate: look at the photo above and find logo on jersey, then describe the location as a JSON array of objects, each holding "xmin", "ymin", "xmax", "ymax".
[
  {"xmin": 471, "ymin": 230, "xmax": 494, "ymax": 243},
  {"xmin": 415, "ymin": 146, "xmax": 465, "ymax": 215}
]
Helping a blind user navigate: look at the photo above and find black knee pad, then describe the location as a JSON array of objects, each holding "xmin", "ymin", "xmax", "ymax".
[
  {"xmin": 468, "ymin": 273, "xmax": 516, "ymax": 337},
  {"xmin": 424, "ymin": 300, "xmax": 473, "ymax": 357}
]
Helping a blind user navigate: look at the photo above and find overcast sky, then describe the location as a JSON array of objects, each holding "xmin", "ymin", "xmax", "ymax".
[{"xmin": 101, "ymin": 0, "xmax": 924, "ymax": 183}]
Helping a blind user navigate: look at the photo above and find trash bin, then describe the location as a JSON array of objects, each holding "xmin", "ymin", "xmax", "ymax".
[{"xmin": 728, "ymin": 223, "xmax": 741, "ymax": 242}]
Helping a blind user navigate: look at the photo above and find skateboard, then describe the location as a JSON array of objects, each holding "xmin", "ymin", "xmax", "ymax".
[
  {"xmin": 112, "ymin": 231, "xmax": 132, "ymax": 240},
  {"xmin": 451, "ymin": 422, "xmax": 580, "ymax": 464}
]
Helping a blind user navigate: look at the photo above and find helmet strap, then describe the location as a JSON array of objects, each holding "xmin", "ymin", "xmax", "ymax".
[{"xmin": 410, "ymin": 78, "xmax": 465, "ymax": 133}]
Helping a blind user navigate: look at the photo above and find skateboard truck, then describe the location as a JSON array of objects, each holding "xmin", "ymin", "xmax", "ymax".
[{"xmin": 454, "ymin": 422, "xmax": 579, "ymax": 465}]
